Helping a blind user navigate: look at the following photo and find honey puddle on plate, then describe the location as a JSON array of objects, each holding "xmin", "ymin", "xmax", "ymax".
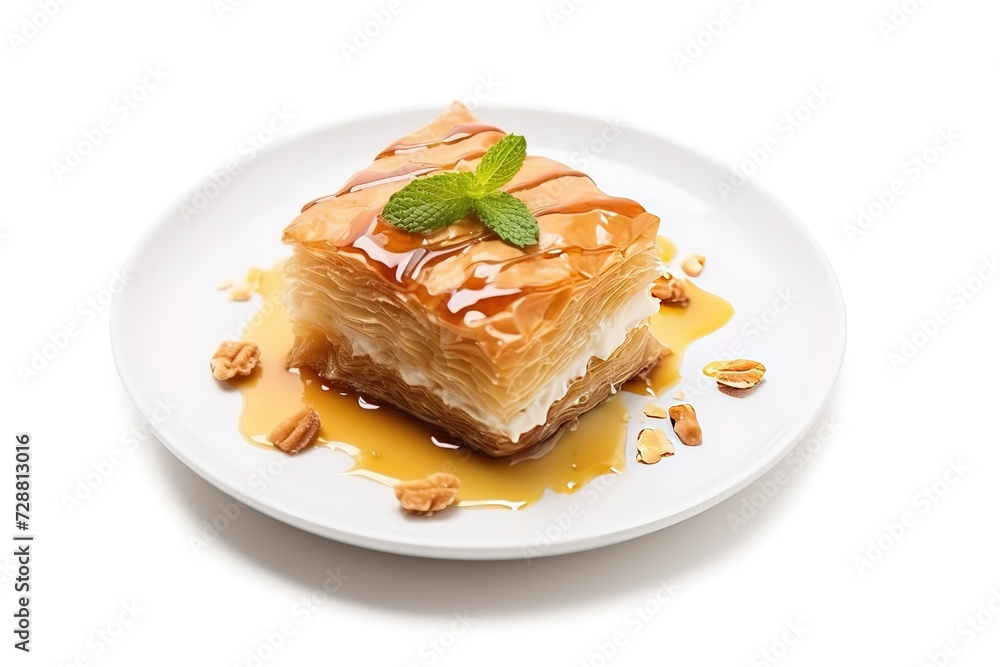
[{"xmin": 232, "ymin": 245, "xmax": 732, "ymax": 509}]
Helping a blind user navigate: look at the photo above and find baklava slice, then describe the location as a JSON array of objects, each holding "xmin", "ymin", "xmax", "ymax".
[{"xmin": 282, "ymin": 102, "xmax": 664, "ymax": 457}]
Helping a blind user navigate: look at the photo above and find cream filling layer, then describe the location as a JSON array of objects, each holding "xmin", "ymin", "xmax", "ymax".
[{"xmin": 346, "ymin": 288, "xmax": 660, "ymax": 442}]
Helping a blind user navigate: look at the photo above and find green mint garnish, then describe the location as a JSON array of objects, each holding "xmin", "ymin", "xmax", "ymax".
[
  {"xmin": 380, "ymin": 172, "xmax": 476, "ymax": 233},
  {"xmin": 381, "ymin": 134, "xmax": 539, "ymax": 248},
  {"xmin": 473, "ymin": 192, "xmax": 539, "ymax": 249},
  {"xmin": 472, "ymin": 133, "xmax": 528, "ymax": 194}
]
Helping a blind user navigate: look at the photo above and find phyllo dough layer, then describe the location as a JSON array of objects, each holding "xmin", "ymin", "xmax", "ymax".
[{"xmin": 282, "ymin": 102, "xmax": 663, "ymax": 457}]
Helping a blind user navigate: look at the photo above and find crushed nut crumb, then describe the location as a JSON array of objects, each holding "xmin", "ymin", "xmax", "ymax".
[
  {"xmin": 652, "ymin": 272, "xmax": 688, "ymax": 306},
  {"xmin": 714, "ymin": 359, "xmax": 766, "ymax": 392},
  {"xmin": 268, "ymin": 405, "xmax": 321, "ymax": 454},
  {"xmin": 636, "ymin": 428, "xmax": 674, "ymax": 464},
  {"xmin": 210, "ymin": 341, "xmax": 261, "ymax": 380},
  {"xmin": 680, "ymin": 255, "xmax": 705, "ymax": 277},
  {"xmin": 668, "ymin": 404, "xmax": 703, "ymax": 446},
  {"xmin": 643, "ymin": 404, "xmax": 668, "ymax": 419},
  {"xmin": 394, "ymin": 472, "xmax": 461, "ymax": 515},
  {"xmin": 228, "ymin": 281, "xmax": 253, "ymax": 301}
]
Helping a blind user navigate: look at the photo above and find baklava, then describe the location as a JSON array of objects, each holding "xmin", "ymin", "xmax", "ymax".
[{"xmin": 281, "ymin": 102, "xmax": 664, "ymax": 457}]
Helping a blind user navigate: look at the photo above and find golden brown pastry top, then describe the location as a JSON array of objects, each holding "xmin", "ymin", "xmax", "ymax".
[{"xmin": 282, "ymin": 102, "xmax": 660, "ymax": 340}]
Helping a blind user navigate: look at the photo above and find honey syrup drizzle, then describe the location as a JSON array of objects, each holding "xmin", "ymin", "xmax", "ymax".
[
  {"xmin": 232, "ymin": 246, "xmax": 732, "ymax": 509},
  {"xmin": 624, "ymin": 281, "xmax": 735, "ymax": 396}
]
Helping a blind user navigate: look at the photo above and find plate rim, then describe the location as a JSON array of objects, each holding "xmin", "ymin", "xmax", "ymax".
[{"xmin": 110, "ymin": 104, "xmax": 847, "ymax": 560}]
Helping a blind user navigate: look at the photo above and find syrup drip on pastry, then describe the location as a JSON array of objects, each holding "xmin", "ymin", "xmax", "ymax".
[
  {"xmin": 284, "ymin": 112, "xmax": 656, "ymax": 339},
  {"xmin": 230, "ymin": 251, "xmax": 732, "ymax": 509},
  {"xmin": 301, "ymin": 122, "xmax": 506, "ymax": 208},
  {"xmin": 375, "ymin": 122, "xmax": 505, "ymax": 159}
]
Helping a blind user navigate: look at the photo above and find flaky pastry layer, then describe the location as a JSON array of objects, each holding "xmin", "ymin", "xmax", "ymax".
[{"xmin": 282, "ymin": 102, "xmax": 663, "ymax": 456}]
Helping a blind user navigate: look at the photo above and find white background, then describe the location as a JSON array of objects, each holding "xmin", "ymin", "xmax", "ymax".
[{"xmin": 2, "ymin": 0, "xmax": 999, "ymax": 665}]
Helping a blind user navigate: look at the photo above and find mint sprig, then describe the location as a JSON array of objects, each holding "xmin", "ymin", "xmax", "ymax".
[
  {"xmin": 380, "ymin": 172, "xmax": 476, "ymax": 233},
  {"xmin": 381, "ymin": 134, "xmax": 540, "ymax": 248},
  {"xmin": 473, "ymin": 192, "xmax": 539, "ymax": 249},
  {"xmin": 472, "ymin": 133, "xmax": 527, "ymax": 194}
]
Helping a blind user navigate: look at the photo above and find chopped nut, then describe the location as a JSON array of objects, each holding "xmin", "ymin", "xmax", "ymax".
[
  {"xmin": 228, "ymin": 281, "xmax": 253, "ymax": 301},
  {"xmin": 673, "ymin": 389, "xmax": 686, "ymax": 400},
  {"xmin": 394, "ymin": 472, "xmax": 461, "ymax": 515},
  {"xmin": 210, "ymin": 341, "xmax": 261, "ymax": 380},
  {"xmin": 652, "ymin": 272, "xmax": 688, "ymax": 306},
  {"xmin": 714, "ymin": 359, "xmax": 767, "ymax": 391},
  {"xmin": 668, "ymin": 404, "xmax": 703, "ymax": 446},
  {"xmin": 268, "ymin": 405, "xmax": 321, "ymax": 454},
  {"xmin": 636, "ymin": 428, "xmax": 674, "ymax": 464},
  {"xmin": 216, "ymin": 280, "xmax": 233, "ymax": 290},
  {"xmin": 680, "ymin": 255, "xmax": 705, "ymax": 277},
  {"xmin": 644, "ymin": 404, "xmax": 668, "ymax": 419}
]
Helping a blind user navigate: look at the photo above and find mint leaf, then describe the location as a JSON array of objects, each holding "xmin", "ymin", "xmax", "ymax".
[
  {"xmin": 473, "ymin": 134, "xmax": 526, "ymax": 194},
  {"xmin": 380, "ymin": 132, "xmax": 540, "ymax": 248},
  {"xmin": 382, "ymin": 172, "xmax": 476, "ymax": 233},
  {"xmin": 473, "ymin": 192, "xmax": 539, "ymax": 248}
]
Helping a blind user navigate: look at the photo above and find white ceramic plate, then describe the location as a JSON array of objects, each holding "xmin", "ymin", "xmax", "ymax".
[{"xmin": 111, "ymin": 107, "xmax": 845, "ymax": 560}]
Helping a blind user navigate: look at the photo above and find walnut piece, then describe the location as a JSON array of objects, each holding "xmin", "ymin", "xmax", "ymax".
[
  {"xmin": 714, "ymin": 359, "xmax": 766, "ymax": 391},
  {"xmin": 680, "ymin": 255, "xmax": 705, "ymax": 277},
  {"xmin": 668, "ymin": 404, "xmax": 703, "ymax": 446},
  {"xmin": 210, "ymin": 341, "xmax": 261, "ymax": 380},
  {"xmin": 636, "ymin": 428, "xmax": 674, "ymax": 464},
  {"xmin": 394, "ymin": 472, "xmax": 461, "ymax": 515},
  {"xmin": 643, "ymin": 404, "xmax": 668, "ymax": 419},
  {"xmin": 268, "ymin": 405, "xmax": 321, "ymax": 454},
  {"xmin": 652, "ymin": 273, "xmax": 688, "ymax": 306}
]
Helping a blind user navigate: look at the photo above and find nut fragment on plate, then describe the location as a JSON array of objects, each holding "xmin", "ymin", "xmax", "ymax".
[
  {"xmin": 210, "ymin": 341, "xmax": 261, "ymax": 380},
  {"xmin": 643, "ymin": 404, "xmax": 668, "ymax": 419},
  {"xmin": 668, "ymin": 404, "xmax": 702, "ymax": 446},
  {"xmin": 228, "ymin": 281, "xmax": 254, "ymax": 301},
  {"xmin": 636, "ymin": 428, "xmax": 674, "ymax": 464},
  {"xmin": 268, "ymin": 405, "xmax": 321, "ymax": 454},
  {"xmin": 394, "ymin": 472, "xmax": 461, "ymax": 515},
  {"xmin": 714, "ymin": 359, "xmax": 767, "ymax": 392},
  {"xmin": 651, "ymin": 272, "xmax": 688, "ymax": 306},
  {"xmin": 680, "ymin": 255, "xmax": 705, "ymax": 277}
]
